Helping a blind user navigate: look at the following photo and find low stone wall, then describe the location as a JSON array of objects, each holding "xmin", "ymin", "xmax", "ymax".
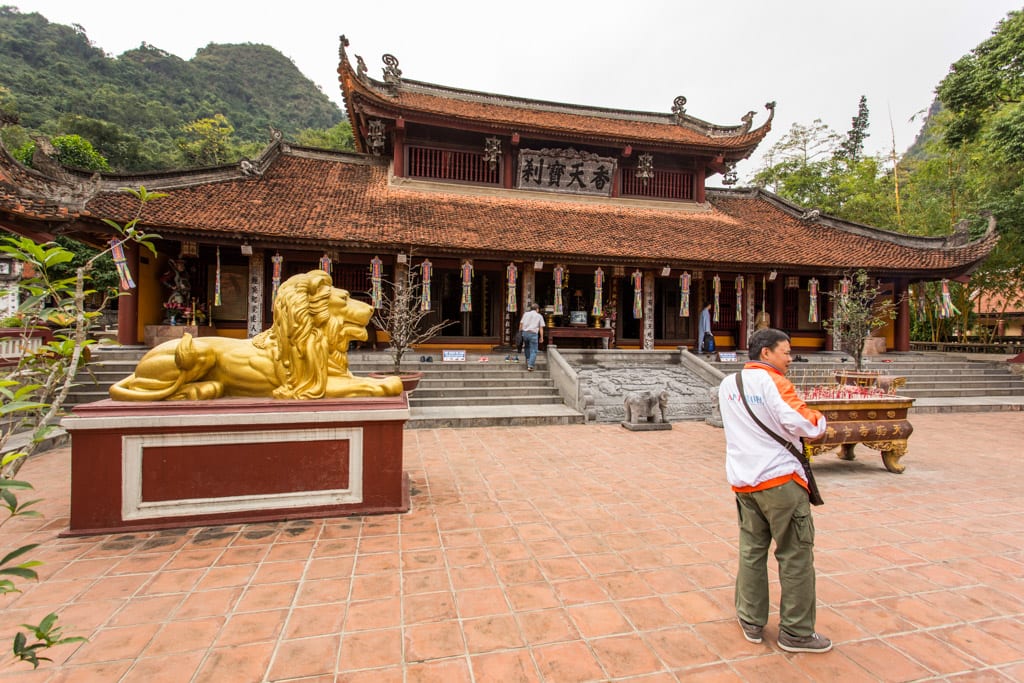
[{"xmin": 558, "ymin": 349, "xmax": 723, "ymax": 424}]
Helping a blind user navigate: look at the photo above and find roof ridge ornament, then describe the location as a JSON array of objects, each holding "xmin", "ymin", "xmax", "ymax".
[
  {"xmin": 382, "ymin": 54, "xmax": 402, "ymax": 95},
  {"xmin": 672, "ymin": 96, "xmax": 687, "ymax": 124},
  {"xmin": 721, "ymin": 162, "xmax": 738, "ymax": 186},
  {"xmin": 355, "ymin": 55, "xmax": 368, "ymax": 81},
  {"xmin": 739, "ymin": 110, "xmax": 757, "ymax": 133}
]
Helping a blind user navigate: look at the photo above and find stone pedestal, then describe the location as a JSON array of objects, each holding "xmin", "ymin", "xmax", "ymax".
[
  {"xmin": 61, "ymin": 395, "xmax": 410, "ymax": 535},
  {"xmin": 144, "ymin": 324, "xmax": 217, "ymax": 348}
]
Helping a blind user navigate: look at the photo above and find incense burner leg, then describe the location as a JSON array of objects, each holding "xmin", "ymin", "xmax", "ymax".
[
  {"xmin": 881, "ymin": 449, "xmax": 906, "ymax": 474},
  {"xmin": 862, "ymin": 440, "xmax": 908, "ymax": 474},
  {"xmin": 838, "ymin": 443, "xmax": 857, "ymax": 461}
]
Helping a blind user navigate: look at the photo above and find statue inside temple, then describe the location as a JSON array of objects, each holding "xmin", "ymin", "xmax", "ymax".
[{"xmin": 110, "ymin": 270, "xmax": 403, "ymax": 400}]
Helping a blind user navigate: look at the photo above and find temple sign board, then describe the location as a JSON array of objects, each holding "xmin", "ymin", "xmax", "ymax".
[{"xmin": 516, "ymin": 148, "xmax": 617, "ymax": 197}]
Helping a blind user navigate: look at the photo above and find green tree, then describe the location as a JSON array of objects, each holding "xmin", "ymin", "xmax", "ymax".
[
  {"xmin": 1, "ymin": 186, "xmax": 162, "ymax": 668},
  {"xmin": 824, "ymin": 270, "xmax": 898, "ymax": 371},
  {"xmin": 176, "ymin": 113, "xmax": 234, "ymax": 166},
  {"xmin": 10, "ymin": 134, "xmax": 111, "ymax": 172},
  {"xmin": 837, "ymin": 95, "xmax": 870, "ymax": 162},
  {"xmin": 296, "ymin": 120, "xmax": 356, "ymax": 151}
]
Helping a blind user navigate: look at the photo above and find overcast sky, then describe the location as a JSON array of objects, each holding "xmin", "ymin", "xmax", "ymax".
[{"xmin": 11, "ymin": 1, "xmax": 1023, "ymax": 182}]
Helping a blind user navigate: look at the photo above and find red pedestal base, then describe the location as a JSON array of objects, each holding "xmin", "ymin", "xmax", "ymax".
[{"xmin": 61, "ymin": 395, "xmax": 410, "ymax": 535}]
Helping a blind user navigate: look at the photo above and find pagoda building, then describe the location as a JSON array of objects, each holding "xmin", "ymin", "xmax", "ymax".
[{"xmin": 0, "ymin": 36, "xmax": 997, "ymax": 353}]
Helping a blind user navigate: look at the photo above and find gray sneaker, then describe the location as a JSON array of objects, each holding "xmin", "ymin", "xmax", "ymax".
[
  {"xmin": 778, "ymin": 630, "xmax": 832, "ymax": 653},
  {"xmin": 738, "ymin": 617, "xmax": 763, "ymax": 644}
]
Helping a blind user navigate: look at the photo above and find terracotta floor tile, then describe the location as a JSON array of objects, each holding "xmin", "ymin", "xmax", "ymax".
[
  {"xmin": 590, "ymin": 633, "xmax": 665, "ymax": 677},
  {"xmin": 403, "ymin": 592, "xmax": 457, "ymax": 624},
  {"xmin": 551, "ymin": 578, "xmax": 609, "ymax": 605},
  {"xmin": 353, "ymin": 551, "xmax": 400, "ymax": 574},
  {"xmin": 138, "ymin": 569, "xmax": 204, "ymax": 597},
  {"xmin": 194, "ymin": 642, "xmax": 274, "ymax": 683},
  {"xmin": 296, "ymin": 577, "xmax": 350, "ymax": 606},
  {"xmin": 450, "ymin": 565, "xmax": 499, "ymax": 590},
  {"xmin": 173, "ymin": 587, "xmax": 241, "ymax": 619},
  {"xmin": 934, "ymin": 624, "xmax": 1024, "ymax": 666},
  {"xmin": 304, "ymin": 555, "xmax": 355, "ymax": 580},
  {"xmin": 344, "ymin": 597, "xmax": 402, "ymax": 631},
  {"xmin": 144, "ymin": 617, "xmax": 224, "ymax": 657},
  {"xmin": 643, "ymin": 626, "xmax": 720, "ymax": 669},
  {"xmin": 196, "ymin": 564, "xmax": 257, "ymax": 590},
  {"xmin": 284, "ymin": 603, "xmax": 346, "ymax": 639},
  {"xmin": 338, "ymin": 628, "xmax": 403, "ymax": 670},
  {"xmin": 664, "ymin": 590, "xmax": 731, "ymax": 624},
  {"xmin": 454, "ymin": 587, "xmax": 510, "ymax": 618},
  {"xmin": 108, "ymin": 594, "xmax": 184, "ymax": 627},
  {"xmin": 887, "ymin": 631, "xmax": 983, "ymax": 676},
  {"xmin": 67, "ymin": 623, "xmax": 161, "ymax": 664},
  {"xmin": 404, "ymin": 657, "xmax": 473, "ymax": 683},
  {"xmin": 516, "ymin": 608, "xmax": 578, "ymax": 645},
  {"xmin": 730, "ymin": 653, "xmax": 812, "ymax": 682},
  {"xmin": 122, "ymin": 652, "xmax": 208, "ymax": 683},
  {"xmin": 833, "ymin": 599, "xmax": 917, "ymax": 636},
  {"xmin": 404, "ymin": 621, "xmax": 466, "ymax": 661},
  {"xmin": 350, "ymin": 572, "xmax": 401, "ymax": 601},
  {"xmin": 267, "ymin": 635, "xmax": 340, "ymax": 680},
  {"xmin": 841, "ymin": 639, "xmax": 934, "ymax": 680},
  {"xmin": 216, "ymin": 609, "xmax": 289, "ymax": 646},
  {"xmin": 46, "ymin": 661, "xmax": 133, "ymax": 682},
  {"xmin": 462, "ymin": 614, "xmax": 526, "ymax": 653},
  {"xmin": 471, "ymin": 649, "xmax": 541, "ymax": 683},
  {"xmin": 505, "ymin": 582, "xmax": 561, "ymax": 611},
  {"xmin": 265, "ymin": 540, "xmax": 316, "ymax": 563},
  {"xmin": 403, "ymin": 569, "xmax": 451, "ymax": 595},
  {"xmin": 532, "ymin": 641, "xmax": 606, "ymax": 682},
  {"xmin": 568, "ymin": 603, "xmax": 632, "ymax": 638}
]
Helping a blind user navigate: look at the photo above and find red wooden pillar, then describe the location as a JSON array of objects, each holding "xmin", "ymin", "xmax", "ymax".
[
  {"xmin": 695, "ymin": 165, "xmax": 706, "ymax": 203},
  {"xmin": 117, "ymin": 241, "xmax": 140, "ymax": 345},
  {"xmin": 502, "ymin": 138, "xmax": 514, "ymax": 189},
  {"xmin": 737, "ymin": 275, "xmax": 748, "ymax": 351},
  {"xmin": 771, "ymin": 277, "xmax": 784, "ymax": 333},
  {"xmin": 823, "ymin": 277, "xmax": 834, "ymax": 351},
  {"xmin": 894, "ymin": 278, "xmax": 910, "ymax": 352},
  {"xmin": 392, "ymin": 124, "xmax": 405, "ymax": 178}
]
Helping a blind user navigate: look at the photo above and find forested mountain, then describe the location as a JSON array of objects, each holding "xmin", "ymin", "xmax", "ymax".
[{"xmin": 0, "ymin": 6, "xmax": 346, "ymax": 171}]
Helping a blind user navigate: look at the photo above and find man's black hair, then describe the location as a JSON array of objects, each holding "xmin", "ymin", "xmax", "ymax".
[{"xmin": 748, "ymin": 328, "xmax": 791, "ymax": 363}]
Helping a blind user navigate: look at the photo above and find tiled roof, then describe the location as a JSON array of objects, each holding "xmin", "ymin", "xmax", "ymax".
[
  {"xmin": 81, "ymin": 150, "xmax": 995, "ymax": 278},
  {"xmin": 0, "ymin": 146, "xmax": 89, "ymax": 223},
  {"xmin": 339, "ymin": 45, "xmax": 773, "ymax": 158}
]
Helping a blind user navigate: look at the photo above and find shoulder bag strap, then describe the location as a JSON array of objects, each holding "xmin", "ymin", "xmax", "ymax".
[{"xmin": 734, "ymin": 371, "xmax": 824, "ymax": 505}]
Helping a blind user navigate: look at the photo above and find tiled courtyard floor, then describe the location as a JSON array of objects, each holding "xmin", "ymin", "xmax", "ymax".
[{"xmin": 0, "ymin": 412, "xmax": 1022, "ymax": 682}]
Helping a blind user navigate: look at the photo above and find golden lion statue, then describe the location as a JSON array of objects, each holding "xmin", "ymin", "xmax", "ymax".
[{"xmin": 110, "ymin": 270, "xmax": 402, "ymax": 401}]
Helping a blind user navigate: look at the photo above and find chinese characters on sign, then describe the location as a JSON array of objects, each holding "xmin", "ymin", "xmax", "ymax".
[{"xmin": 516, "ymin": 148, "xmax": 617, "ymax": 197}]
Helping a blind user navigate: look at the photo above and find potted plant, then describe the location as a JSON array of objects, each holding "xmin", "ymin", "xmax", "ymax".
[
  {"xmin": 824, "ymin": 269, "xmax": 898, "ymax": 372},
  {"xmin": 369, "ymin": 258, "xmax": 453, "ymax": 391}
]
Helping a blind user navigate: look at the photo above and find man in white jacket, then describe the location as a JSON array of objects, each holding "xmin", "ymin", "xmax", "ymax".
[{"xmin": 718, "ymin": 328, "xmax": 831, "ymax": 653}]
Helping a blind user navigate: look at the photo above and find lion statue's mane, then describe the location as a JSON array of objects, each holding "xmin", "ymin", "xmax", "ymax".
[{"xmin": 110, "ymin": 270, "xmax": 402, "ymax": 401}]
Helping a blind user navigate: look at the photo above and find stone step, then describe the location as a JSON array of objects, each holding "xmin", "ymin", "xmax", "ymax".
[
  {"xmin": 412, "ymin": 386, "xmax": 561, "ymax": 399},
  {"xmin": 410, "ymin": 394, "xmax": 564, "ymax": 407},
  {"xmin": 407, "ymin": 405, "xmax": 584, "ymax": 429}
]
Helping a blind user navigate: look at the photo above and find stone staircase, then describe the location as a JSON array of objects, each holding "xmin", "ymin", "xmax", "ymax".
[
  {"xmin": 65, "ymin": 344, "xmax": 148, "ymax": 407},
  {"xmin": 346, "ymin": 352, "xmax": 584, "ymax": 428},
  {"xmin": 64, "ymin": 347, "xmax": 584, "ymax": 428},
  {"xmin": 711, "ymin": 353, "xmax": 1024, "ymax": 403}
]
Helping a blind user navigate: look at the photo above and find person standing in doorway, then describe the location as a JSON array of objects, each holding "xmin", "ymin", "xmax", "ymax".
[
  {"xmin": 718, "ymin": 328, "xmax": 831, "ymax": 653},
  {"xmin": 519, "ymin": 303, "xmax": 545, "ymax": 371},
  {"xmin": 698, "ymin": 301, "xmax": 713, "ymax": 355}
]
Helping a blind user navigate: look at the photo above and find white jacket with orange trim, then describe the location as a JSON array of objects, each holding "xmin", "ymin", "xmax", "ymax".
[{"xmin": 719, "ymin": 362, "xmax": 827, "ymax": 490}]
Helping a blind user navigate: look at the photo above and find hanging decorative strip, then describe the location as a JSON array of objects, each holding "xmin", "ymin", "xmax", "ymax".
[
  {"xmin": 460, "ymin": 260, "xmax": 473, "ymax": 312},
  {"xmin": 761, "ymin": 275, "xmax": 767, "ymax": 313},
  {"xmin": 370, "ymin": 256, "xmax": 383, "ymax": 308},
  {"xmin": 506, "ymin": 262, "xmax": 518, "ymax": 313},
  {"xmin": 713, "ymin": 274, "xmax": 721, "ymax": 322},
  {"xmin": 939, "ymin": 279, "xmax": 959, "ymax": 319},
  {"xmin": 318, "ymin": 253, "xmax": 332, "ymax": 275},
  {"xmin": 215, "ymin": 246, "xmax": 223, "ymax": 306},
  {"xmin": 553, "ymin": 265, "xmax": 565, "ymax": 315},
  {"xmin": 592, "ymin": 267, "xmax": 604, "ymax": 317},
  {"xmin": 735, "ymin": 275, "xmax": 744, "ymax": 321},
  {"xmin": 840, "ymin": 278, "xmax": 850, "ymax": 297},
  {"xmin": 420, "ymin": 259, "xmax": 432, "ymax": 311},
  {"xmin": 632, "ymin": 269, "xmax": 643, "ymax": 319},
  {"xmin": 108, "ymin": 239, "xmax": 135, "ymax": 290},
  {"xmin": 808, "ymin": 277, "xmax": 819, "ymax": 323},
  {"xmin": 679, "ymin": 271, "xmax": 691, "ymax": 317},
  {"xmin": 270, "ymin": 252, "xmax": 284, "ymax": 301},
  {"xmin": 916, "ymin": 286, "xmax": 927, "ymax": 318}
]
